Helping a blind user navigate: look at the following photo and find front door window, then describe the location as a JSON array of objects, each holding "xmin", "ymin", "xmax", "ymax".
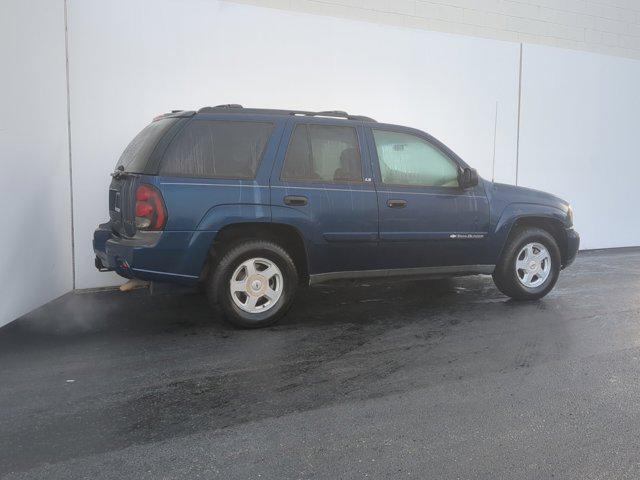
[{"xmin": 372, "ymin": 130, "xmax": 459, "ymax": 188}]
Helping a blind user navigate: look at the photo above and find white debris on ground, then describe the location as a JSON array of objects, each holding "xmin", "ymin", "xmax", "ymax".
[{"xmin": 119, "ymin": 279, "xmax": 150, "ymax": 292}]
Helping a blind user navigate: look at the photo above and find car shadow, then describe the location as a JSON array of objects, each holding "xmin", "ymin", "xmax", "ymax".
[{"xmin": 0, "ymin": 275, "xmax": 530, "ymax": 343}]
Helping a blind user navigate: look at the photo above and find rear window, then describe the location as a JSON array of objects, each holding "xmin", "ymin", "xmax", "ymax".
[
  {"xmin": 159, "ymin": 120, "xmax": 274, "ymax": 179},
  {"xmin": 116, "ymin": 118, "xmax": 177, "ymax": 172}
]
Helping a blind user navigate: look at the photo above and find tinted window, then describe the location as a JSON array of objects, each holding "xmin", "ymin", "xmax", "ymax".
[
  {"xmin": 281, "ymin": 124, "xmax": 362, "ymax": 183},
  {"xmin": 160, "ymin": 120, "xmax": 273, "ymax": 179},
  {"xmin": 117, "ymin": 118, "xmax": 177, "ymax": 172},
  {"xmin": 373, "ymin": 130, "xmax": 459, "ymax": 187}
]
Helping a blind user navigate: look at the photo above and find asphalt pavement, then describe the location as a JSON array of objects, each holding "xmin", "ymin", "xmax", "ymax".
[{"xmin": 2, "ymin": 249, "xmax": 640, "ymax": 479}]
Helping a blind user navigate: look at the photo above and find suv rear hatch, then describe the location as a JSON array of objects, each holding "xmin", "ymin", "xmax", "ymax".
[{"xmin": 108, "ymin": 114, "xmax": 188, "ymax": 237}]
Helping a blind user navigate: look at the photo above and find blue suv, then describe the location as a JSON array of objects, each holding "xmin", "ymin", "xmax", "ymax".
[{"xmin": 94, "ymin": 105, "xmax": 579, "ymax": 328}]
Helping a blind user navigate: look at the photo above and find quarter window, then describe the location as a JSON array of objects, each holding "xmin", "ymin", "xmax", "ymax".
[
  {"xmin": 373, "ymin": 130, "xmax": 459, "ymax": 187},
  {"xmin": 160, "ymin": 120, "xmax": 273, "ymax": 179},
  {"xmin": 117, "ymin": 118, "xmax": 178, "ymax": 173},
  {"xmin": 281, "ymin": 124, "xmax": 362, "ymax": 183}
]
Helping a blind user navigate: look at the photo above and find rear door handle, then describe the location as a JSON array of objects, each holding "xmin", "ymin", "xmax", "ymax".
[
  {"xmin": 387, "ymin": 199, "xmax": 407, "ymax": 208},
  {"xmin": 284, "ymin": 195, "xmax": 308, "ymax": 206}
]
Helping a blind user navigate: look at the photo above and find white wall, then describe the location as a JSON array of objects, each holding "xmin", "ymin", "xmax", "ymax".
[
  {"xmin": 518, "ymin": 44, "xmax": 640, "ymax": 249},
  {"xmin": 2, "ymin": 0, "xmax": 638, "ymax": 319},
  {"xmin": 228, "ymin": 0, "xmax": 640, "ymax": 61},
  {"xmin": 68, "ymin": 0, "xmax": 520, "ymax": 288},
  {"xmin": 0, "ymin": 1, "xmax": 73, "ymax": 327}
]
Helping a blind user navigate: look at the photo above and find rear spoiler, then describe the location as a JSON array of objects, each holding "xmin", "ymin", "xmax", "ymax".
[{"xmin": 152, "ymin": 110, "xmax": 196, "ymax": 121}]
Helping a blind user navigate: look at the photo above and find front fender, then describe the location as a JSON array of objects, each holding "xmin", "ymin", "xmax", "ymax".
[{"xmin": 490, "ymin": 202, "xmax": 569, "ymax": 262}]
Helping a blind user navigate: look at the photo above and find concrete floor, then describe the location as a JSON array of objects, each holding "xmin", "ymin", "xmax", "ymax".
[{"xmin": 1, "ymin": 249, "xmax": 640, "ymax": 479}]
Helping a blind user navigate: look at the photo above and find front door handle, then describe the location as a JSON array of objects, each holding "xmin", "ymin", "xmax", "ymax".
[
  {"xmin": 284, "ymin": 195, "xmax": 308, "ymax": 206},
  {"xmin": 387, "ymin": 199, "xmax": 407, "ymax": 208}
]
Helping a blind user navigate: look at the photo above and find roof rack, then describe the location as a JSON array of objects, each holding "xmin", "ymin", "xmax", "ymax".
[{"xmin": 197, "ymin": 104, "xmax": 376, "ymax": 122}]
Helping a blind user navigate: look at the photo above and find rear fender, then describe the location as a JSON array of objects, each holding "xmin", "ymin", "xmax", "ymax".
[
  {"xmin": 183, "ymin": 204, "xmax": 272, "ymax": 278},
  {"xmin": 195, "ymin": 203, "xmax": 271, "ymax": 231}
]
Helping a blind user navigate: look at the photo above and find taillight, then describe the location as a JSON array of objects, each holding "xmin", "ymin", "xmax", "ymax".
[{"xmin": 135, "ymin": 184, "xmax": 167, "ymax": 230}]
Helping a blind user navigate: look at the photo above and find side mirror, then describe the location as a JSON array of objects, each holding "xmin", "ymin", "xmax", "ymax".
[{"xmin": 459, "ymin": 167, "xmax": 478, "ymax": 189}]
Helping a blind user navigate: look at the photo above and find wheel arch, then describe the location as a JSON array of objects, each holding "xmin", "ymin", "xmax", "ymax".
[
  {"xmin": 200, "ymin": 222, "xmax": 309, "ymax": 284},
  {"xmin": 499, "ymin": 214, "xmax": 569, "ymax": 267}
]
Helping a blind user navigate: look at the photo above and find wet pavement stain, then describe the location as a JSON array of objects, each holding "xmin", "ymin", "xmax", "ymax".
[{"xmin": 2, "ymin": 249, "xmax": 640, "ymax": 478}]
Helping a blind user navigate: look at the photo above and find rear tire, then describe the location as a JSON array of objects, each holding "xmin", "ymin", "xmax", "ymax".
[
  {"xmin": 492, "ymin": 227, "xmax": 561, "ymax": 301},
  {"xmin": 206, "ymin": 240, "xmax": 298, "ymax": 328}
]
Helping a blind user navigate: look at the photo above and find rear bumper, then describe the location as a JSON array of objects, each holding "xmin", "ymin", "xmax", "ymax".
[
  {"xmin": 93, "ymin": 222, "xmax": 163, "ymax": 280},
  {"xmin": 92, "ymin": 222, "xmax": 217, "ymax": 284},
  {"xmin": 93, "ymin": 222, "xmax": 119, "ymax": 271},
  {"xmin": 564, "ymin": 228, "xmax": 580, "ymax": 268}
]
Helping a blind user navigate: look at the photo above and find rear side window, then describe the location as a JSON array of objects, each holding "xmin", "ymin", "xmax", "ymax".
[
  {"xmin": 117, "ymin": 118, "xmax": 177, "ymax": 173},
  {"xmin": 160, "ymin": 120, "xmax": 273, "ymax": 179},
  {"xmin": 281, "ymin": 124, "xmax": 362, "ymax": 183}
]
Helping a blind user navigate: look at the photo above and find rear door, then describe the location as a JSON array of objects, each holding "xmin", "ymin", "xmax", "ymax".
[
  {"xmin": 366, "ymin": 125, "xmax": 490, "ymax": 268},
  {"xmin": 270, "ymin": 117, "xmax": 379, "ymax": 275}
]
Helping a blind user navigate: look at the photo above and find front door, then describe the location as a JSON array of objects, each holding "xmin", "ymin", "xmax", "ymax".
[
  {"xmin": 365, "ymin": 126, "xmax": 490, "ymax": 269},
  {"xmin": 270, "ymin": 118, "xmax": 379, "ymax": 275}
]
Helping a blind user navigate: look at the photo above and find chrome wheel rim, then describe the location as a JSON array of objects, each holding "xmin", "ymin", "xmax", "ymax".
[
  {"xmin": 230, "ymin": 257, "xmax": 283, "ymax": 314},
  {"xmin": 515, "ymin": 242, "xmax": 551, "ymax": 288}
]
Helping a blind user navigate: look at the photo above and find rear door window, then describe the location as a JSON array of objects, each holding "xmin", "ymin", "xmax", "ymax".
[
  {"xmin": 281, "ymin": 124, "xmax": 362, "ymax": 183},
  {"xmin": 160, "ymin": 120, "xmax": 274, "ymax": 179},
  {"xmin": 117, "ymin": 118, "xmax": 178, "ymax": 173}
]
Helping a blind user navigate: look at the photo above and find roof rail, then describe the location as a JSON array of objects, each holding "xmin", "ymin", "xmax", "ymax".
[
  {"xmin": 212, "ymin": 103, "xmax": 243, "ymax": 109},
  {"xmin": 299, "ymin": 110, "xmax": 377, "ymax": 122},
  {"xmin": 197, "ymin": 105, "xmax": 376, "ymax": 122}
]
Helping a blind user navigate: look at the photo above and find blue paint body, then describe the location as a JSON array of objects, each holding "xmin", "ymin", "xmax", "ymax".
[{"xmin": 93, "ymin": 109, "xmax": 579, "ymax": 285}]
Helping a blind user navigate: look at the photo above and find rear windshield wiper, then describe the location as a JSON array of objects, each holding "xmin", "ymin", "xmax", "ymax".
[{"xmin": 111, "ymin": 165, "xmax": 135, "ymax": 179}]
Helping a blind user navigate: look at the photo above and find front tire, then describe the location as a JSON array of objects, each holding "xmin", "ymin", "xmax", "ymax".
[
  {"xmin": 492, "ymin": 227, "xmax": 561, "ymax": 301},
  {"xmin": 206, "ymin": 240, "xmax": 298, "ymax": 328}
]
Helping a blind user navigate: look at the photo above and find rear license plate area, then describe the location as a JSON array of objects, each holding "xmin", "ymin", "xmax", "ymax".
[{"xmin": 109, "ymin": 189, "xmax": 121, "ymax": 212}]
